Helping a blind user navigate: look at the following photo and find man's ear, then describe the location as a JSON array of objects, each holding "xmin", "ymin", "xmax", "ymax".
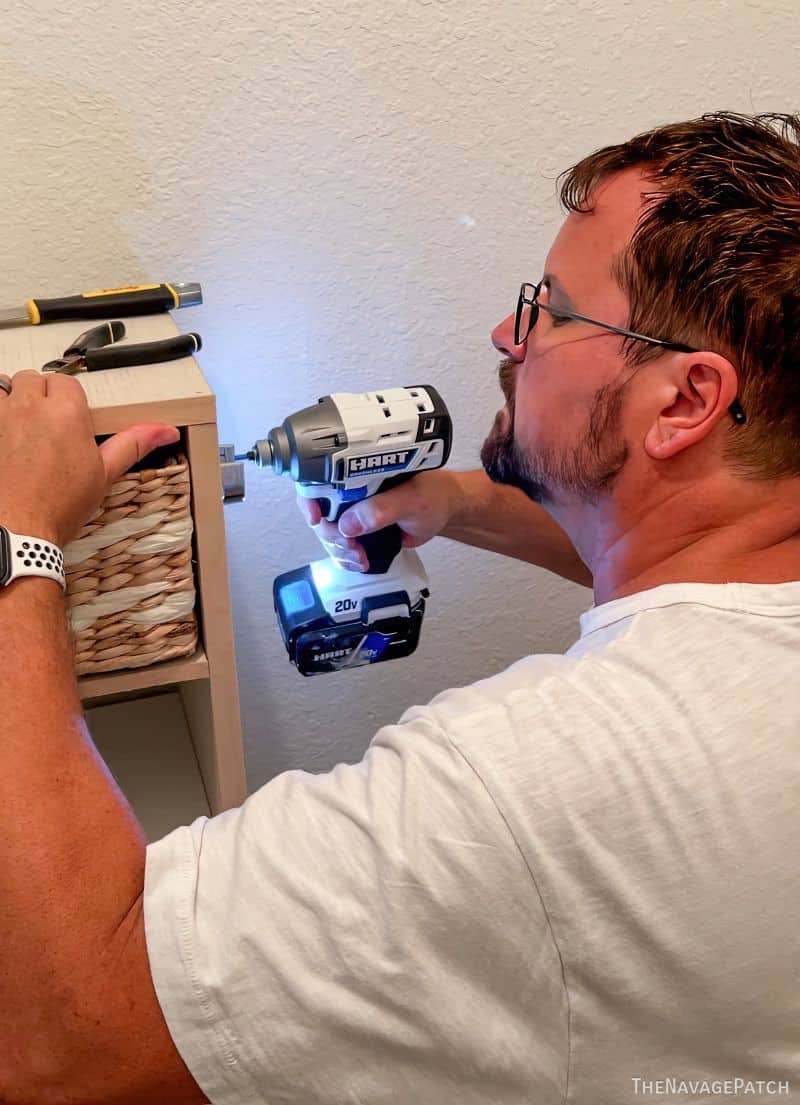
[{"xmin": 643, "ymin": 354, "xmax": 740, "ymax": 461}]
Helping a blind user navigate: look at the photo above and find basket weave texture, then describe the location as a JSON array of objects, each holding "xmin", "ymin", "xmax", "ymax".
[{"xmin": 65, "ymin": 451, "xmax": 197, "ymax": 675}]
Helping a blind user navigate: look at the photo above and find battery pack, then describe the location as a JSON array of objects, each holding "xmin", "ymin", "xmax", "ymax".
[{"xmin": 274, "ymin": 561, "xmax": 427, "ymax": 676}]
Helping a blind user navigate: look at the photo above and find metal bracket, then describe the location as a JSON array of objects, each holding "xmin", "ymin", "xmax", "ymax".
[{"xmin": 219, "ymin": 444, "xmax": 246, "ymax": 502}]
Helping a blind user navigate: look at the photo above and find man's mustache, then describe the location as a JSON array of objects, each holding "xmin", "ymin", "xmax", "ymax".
[{"xmin": 498, "ymin": 357, "xmax": 516, "ymax": 404}]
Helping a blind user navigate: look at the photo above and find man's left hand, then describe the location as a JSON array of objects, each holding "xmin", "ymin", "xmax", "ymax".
[{"xmin": 0, "ymin": 370, "xmax": 180, "ymax": 548}]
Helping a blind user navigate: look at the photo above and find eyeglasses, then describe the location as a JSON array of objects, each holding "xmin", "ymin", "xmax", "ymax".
[{"xmin": 515, "ymin": 281, "xmax": 747, "ymax": 426}]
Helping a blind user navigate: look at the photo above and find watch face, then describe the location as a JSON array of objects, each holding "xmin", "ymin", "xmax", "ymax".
[{"xmin": 0, "ymin": 527, "xmax": 10, "ymax": 586}]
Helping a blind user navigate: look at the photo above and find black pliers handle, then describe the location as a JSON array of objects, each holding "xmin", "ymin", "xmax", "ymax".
[{"xmin": 42, "ymin": 321, "xmax": 202, "ymax": 374}]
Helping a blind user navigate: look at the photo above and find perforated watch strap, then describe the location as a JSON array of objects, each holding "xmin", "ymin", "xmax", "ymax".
[{"xmin": 5, "ymin": 530, "xmax": 66, "ymax": 591}]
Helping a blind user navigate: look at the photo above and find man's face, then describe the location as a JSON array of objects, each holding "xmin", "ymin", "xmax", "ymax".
[{"xmin": 481, "ymin": 169, "xmax": 650, "ymax": 509}]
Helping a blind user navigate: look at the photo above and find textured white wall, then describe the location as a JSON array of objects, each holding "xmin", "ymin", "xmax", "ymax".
[{"xmin": 2, "ymin": 1, "xmax": 797, "ymax": 785}]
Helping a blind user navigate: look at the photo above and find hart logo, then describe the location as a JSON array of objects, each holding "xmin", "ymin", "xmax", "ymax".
[{"xmin": 348, "ymin": 448, "xmax": 417, "ymax": 475}]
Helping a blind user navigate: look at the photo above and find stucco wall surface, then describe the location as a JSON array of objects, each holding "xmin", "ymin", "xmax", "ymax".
[{"xmin": 1, "ymin": 0, "xmax": 797, "ymax": 784}]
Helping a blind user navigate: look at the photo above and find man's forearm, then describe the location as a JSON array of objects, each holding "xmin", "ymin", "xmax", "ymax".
[
  {"xmin": 0, "ymin": 578, "xmax": 144, "ymax": 1077},
  {"xmin": 442, "ymin": 470, "xmax": 593, "ymax": 588}
]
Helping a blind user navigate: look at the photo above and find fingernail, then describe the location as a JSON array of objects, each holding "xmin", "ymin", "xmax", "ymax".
[
  {"xmin": 339, "ymin": 511, "xmax": 363, "ymax": 537},
  {"xmin": 156, "ymin": 427, "xmax": 180, "ymax": 447},
  {"xmin": 336, "ymin": 558, "xmax": 366, "ymax": 573}
]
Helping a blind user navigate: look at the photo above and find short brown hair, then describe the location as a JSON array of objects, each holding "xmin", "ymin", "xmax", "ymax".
[{"xmin": 556, "ymin": 111, "xmax": 800, "ymax": 481}]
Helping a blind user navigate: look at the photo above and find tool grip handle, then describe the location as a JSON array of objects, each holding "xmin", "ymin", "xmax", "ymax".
[
  {"xmin": 321, "ymin": 499, "xmax": 403, "ymax": 575},
  {"xmin": 334, "ymin": 471, "xmax": 414, "ymax": 574},
  {"xmin": 84, "ymin": 333, "xmax": 202, "ymax": 371},
  {"xmin": 64, "ymin": 320, "xmax": 127, "ymax": 356},
  {"xmin": 31, "ymin": 284, "xmax": 182, "ymax": 324},
  {"xmin": 355, "ymin": 524, "xmax": 403, "ymax": 575}
]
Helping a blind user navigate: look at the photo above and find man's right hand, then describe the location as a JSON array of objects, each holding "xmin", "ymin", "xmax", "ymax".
[{"xmin": 296, "ymin": 469, "xmax": 461, "ymax": 572}]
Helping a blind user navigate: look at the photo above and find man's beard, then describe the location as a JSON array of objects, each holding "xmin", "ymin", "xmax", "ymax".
[{"xmin": 480, "ymin": 358, "xmax": 631, "ymax": 507}]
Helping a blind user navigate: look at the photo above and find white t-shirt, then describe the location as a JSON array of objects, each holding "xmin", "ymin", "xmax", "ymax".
[{"xmin": 144, "ymin": 581, "xmax": 800, "ymax": 1104}]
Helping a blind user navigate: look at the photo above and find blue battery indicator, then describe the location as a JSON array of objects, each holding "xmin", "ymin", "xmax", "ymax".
[{"xmin": 280, "ymin": 579, "xmax": 316, "ymax": 617}]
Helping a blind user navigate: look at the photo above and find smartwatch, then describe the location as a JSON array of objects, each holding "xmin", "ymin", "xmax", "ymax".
[{"xmin": 0, "ymin": 526, "xmax": 66, "ymax": 591}]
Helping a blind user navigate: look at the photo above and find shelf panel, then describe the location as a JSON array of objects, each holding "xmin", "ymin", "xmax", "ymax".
[
  {"xmin": 86, "ymin": 692, "xmax": 211, "ymax": 842},
  {"xmin": 78, "ymin": 646, "xmax": 209, "ymax": 702}
]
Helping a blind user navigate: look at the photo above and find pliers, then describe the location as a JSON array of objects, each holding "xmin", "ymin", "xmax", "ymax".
[{"xmin": 42, "ymin": 321, "xmax": 202, "ymax": 374}]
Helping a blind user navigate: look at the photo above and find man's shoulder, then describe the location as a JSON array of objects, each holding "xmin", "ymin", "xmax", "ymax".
[
  {"xmin": 399, "ymin": 632, "xmax": 671, "ymax": 788},
  {"xmin": 401, "ymin": 649, "xmax": 598, "ymax": 741}
]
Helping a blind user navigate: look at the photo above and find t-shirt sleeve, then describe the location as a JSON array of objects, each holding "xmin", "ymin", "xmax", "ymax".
[{"xmin": 143, "ymin": 706, "xmax": 568, "ymax": 1105}]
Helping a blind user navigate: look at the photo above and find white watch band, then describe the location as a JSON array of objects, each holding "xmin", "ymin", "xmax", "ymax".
[{"xmin": 1, "ymin": 527, "xmax": 66, "ymax": 591}]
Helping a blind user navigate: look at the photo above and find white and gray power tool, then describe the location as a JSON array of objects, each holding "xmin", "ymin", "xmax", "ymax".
[{"xmin": 239, "ymin": 386, "xmax": 452, "ymax": 675}]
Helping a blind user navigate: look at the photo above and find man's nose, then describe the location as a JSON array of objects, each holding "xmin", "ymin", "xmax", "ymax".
[{"xmin": 491, "ymin": 313, "xmax": 526, "ymax": 361}]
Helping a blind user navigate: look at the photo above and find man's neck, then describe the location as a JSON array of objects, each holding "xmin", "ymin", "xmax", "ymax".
[
  {"xmin": 574, "ymin": 486, "xmax": 800, "ymax": 607},
  {"xmin": 592, "ymin": 537, "xmax": 800, "ymax": 606}
]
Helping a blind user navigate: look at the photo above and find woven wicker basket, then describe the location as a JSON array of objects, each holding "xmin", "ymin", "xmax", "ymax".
[{"xmin": 65, "ymin": 448, "xmax": 198, "ymax": 675}]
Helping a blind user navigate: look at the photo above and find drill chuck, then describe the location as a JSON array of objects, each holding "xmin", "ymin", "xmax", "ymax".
[
  {"xmin": 263, "ymin": 426, "xmax": 292, "ymax": 473},
  {"xmin": 236, "ymin": 432, "xmax": 282, "ymax": 471}
]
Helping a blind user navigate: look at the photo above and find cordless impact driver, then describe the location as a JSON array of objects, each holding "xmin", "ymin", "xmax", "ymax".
[{"xmin": 240, "ymin": 386, "xmax": 452, "ymax": 675}]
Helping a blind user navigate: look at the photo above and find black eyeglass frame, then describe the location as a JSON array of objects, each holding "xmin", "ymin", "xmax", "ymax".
[{"xmin": 515, "ymin": 281, "xmax": 746, "ymax": 425}]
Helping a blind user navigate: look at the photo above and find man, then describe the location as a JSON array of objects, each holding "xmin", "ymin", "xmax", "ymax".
[{"xmin": 3, "ymin": 111, "xmax": 799, "ymax": 1104}]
